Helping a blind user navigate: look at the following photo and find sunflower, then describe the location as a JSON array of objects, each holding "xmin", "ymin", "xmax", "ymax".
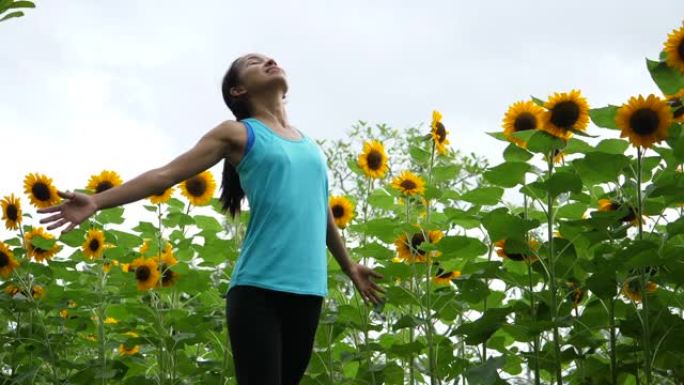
[
  {"xmin": 118, "ymin": 344, "xmax": 140, "ymax": 356},
  {"xmin": 0, "ymin": 242, "xmax": 20, "ymax": 278},
  {"xmin": 502, "ymin": 100, "xmax": 545, "ymax": 148},
  {"xmin": 432, "ymin": 264, "xmax": 461, "ymax": 285},
  {"xmin": 4, "ymin": 283, "xmax": 20, "ymax": 296},
  {"xmin": 494, "ymin": 238, "xmax": 539, "ymax": 263},
  {"xmin": 82, "ymin": 228, "xmax": 106, "ymax": 260},
  {"xmin": 622, "ymin": 277, "xmax": 657, "ymax": 303},
  {"xmin": 123, "ymin": 330, "xmax": 139, "ymax": 337},
  {"xmin": 59, "ymin": 309, "xmax": 69, "ymax": 319},
  {"xmin": 30, "ymin": 285, "xmax": 45, "ymax": 300},
  {"xmin": 130, "ymin": 257, "xmax": 160, "ymax": 291},
  {"xmin": 158, "ymin": 262, "xmax": 178, "ymax": 288},
  {"xmin": 430, "ymin": 110, "xmax": 450, "ymax": 155},
  {"xmin": 394, "ymin": 228, "xmax": 444, "ymax": 264},
  {"xmin": 23, "ymin": 172, "xmax": 61, "ymax": 209},
  {"xmin": 616, "ymin": 94, "xmax": 673, "ymax": 149},
  {"xmin": 1, "ymin": 194, "xmax": 22, "ymax": 231},
  {"xmin": 103, "ymin": 259, "xmax": 118, "ymax": 273},
  {"xmin": 565, "ymin": 281, "xmax": 585, "ymax": 308},
  {"xmin": 148, "ymin": 185, "xmax": 174, "ymax": 205},
  {"xmin": 357, "ymin": 140, "xmax": 389, "ymax": 179},
  {"xmin": 544, "ymin": 149, "xmax": 565, "ymax": 165},
  {"xmin": 597, "ymin": 199, "xmax": 642, "ymax": 226},
  {"xmin": 104, "ymin": 317, "xmax": 118, "ymax": 324},
  {"xmin": 329, "ymin": 195, "xmax": 355, "ymax": 229},
  {"xmin": 666, "ymin": 89, "xmax": 684, "ymax": 123},
  {"xmin": 391, "ymin": 170, "xmax": 426, "ymax": 196},
  {"xmin": 24, "ymin": 227, "xmax": 62, "ymax": 262},
  {"xmin": 542, "ymin": 89, "xmax": 590, "ymax": 140},
  {"xmin": 664, "ymin": 23, "xmax": 684, "ymax": 74},
  {"xmin": 179, "ymin": 170, "xmax": 216, "ymax": 206},
  {"xmin": 86, "ymin": 170, "xmax": 123, "ymax": 194}
]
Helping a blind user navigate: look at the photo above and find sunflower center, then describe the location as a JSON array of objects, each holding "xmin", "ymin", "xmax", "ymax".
[
  {"xmin": 32, "ymin": 183, "xmax": 51, "ymax": 202},
  {"xmin": 410, "ymin": 233, "xmax": 426, "ymax": 255},
  {"xmin": 629, "ymin": 108, "xmax": 660, "ymax": 136},
  {"xmin": 6, "ymin": 204, "xmax": 18, "ymax": 221},
  {"xmin": 89, "ymin": 239, "xmax": 100, "ymax": 252},
  {"xmin": 186, "ymin": 176, "xmax": 207, "ymax": 197},
  {"xmin": 96, "ymin": 182, "xmax": 114, "ymax": 193},
  {"xmin": 0, "ymin": 252, "xmax": 9, "ymax": 267},
  {"xmin": 550, "ymin": 101, "xmax": 580, "ymax": 129},
  {"xmin": 434, "ymin": 122, "xmax": 447, "ymax": 142},
  {"xmin": 366, "ymin": 151, "xmax": 383, "ymax": 170},
  {"xmin": 678, "ymin": 38, "xmax": 684, "ymax": 60},
  {"xmin": 135, "ymin": 266, "xmax": 151, "ymax": 281},
  {"xmin": 332, "ymin": 204, "xmax": 345, "ymax": 218},
  {"xmin": 161, "ymin": 264, "xmax": 173, "ymax": 284},
  {"xmin": 514, "ymin": 112, "xmax": 537, "ymax": 132},
  {"xmin": 400, "ymin": 179, "xmax": 417, "ymax": 191}
]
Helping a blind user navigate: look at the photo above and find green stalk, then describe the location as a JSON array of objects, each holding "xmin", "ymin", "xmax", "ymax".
[
  {"xmin": 523, "ymin": 183, "xmax": 541, "ymax": 385},
  {"xmin": 97, "ymin": 266, "xmax": 107, "ymax": 385},
  {"xmin": 406, "ymin": 199, "xmax": 415, "ymax": 385},
  {"xmin": 547, "ymin": 151, "xmax": 563, "ymax": 385},
  {"xmin": 609, "ymin": 298, "xmax": 618, "ymax": 385},
  {"xmin": 636, "ymin": 146, "xmax": 652, "ymax": 385},
  {"xmin": 425, "ymin": 139, "xmax": 436, "ymax": 384}
]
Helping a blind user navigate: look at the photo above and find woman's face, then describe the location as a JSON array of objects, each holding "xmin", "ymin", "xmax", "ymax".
[{"xmin": 236, "ymin": 53, "xmax": 288, "ymax": 97}]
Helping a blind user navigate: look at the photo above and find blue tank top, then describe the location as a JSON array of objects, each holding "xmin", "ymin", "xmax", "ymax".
[{"xmin": 227, "ymin": 117, "xmax": 329, "ymax": 297}]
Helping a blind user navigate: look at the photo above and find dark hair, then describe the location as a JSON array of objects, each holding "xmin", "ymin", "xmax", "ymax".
[{"xmin": 219, "ymin": 56, "xmax": 251, "ymax": 219}]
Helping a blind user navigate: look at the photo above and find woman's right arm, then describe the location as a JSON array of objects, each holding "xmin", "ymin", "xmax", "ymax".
[{"xmin": 38, "ymin": 120, "xmax": 244, "ymax": 233}]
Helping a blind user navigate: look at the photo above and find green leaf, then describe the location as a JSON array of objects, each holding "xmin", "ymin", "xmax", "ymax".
[
  {"xmin": 482, "ymin": 207, "xmax": 540, "ymax": 242},
  {"xmin": 573, "ymin": 152, "xmax": 629, "ymax": 185},
  {"xmin": 94, "ymin": 207, "xmax": 125, "ymax": 224},
  {"xmin": 647, "ymin": 58, "xmax": 684, "ymax": 96},
  {"xmin": 483, "ymin": 162, "xmax": 531, "ymax": 188},
  {"xmin": 589, "ymin": 106, "xmax": 620, "ymax": 130},
  {"xmin": 194, "ymin": 215, "xmax": 223, "ymax": 232},
  {"xmin": 526, "ymin": 131, "xmax": 566, "ymax": 153},
  {"xmin": 486, "ymin": 131, "xmax": 508, "ymax": 142},
  {"xmin": 503, "ymin": 143, "xmax": 533, "ymax": 162},
  {"xmin": 58, "ymin": 229, "xmax": 86, "ymax": 247},
  {"xmin": 596, "ymin": 138, "xmax": 629, "ymax": 154},
  {"xmin": 436, "ymin": 235, "xmax": 488, "ymax": 259},
  {"xmin": 432, "ymin": 165, "xmax": 461, "ymax": 183},
  {"xmin": 543, "ymin": 171, "xmax": 583, "ymax": 198},
  {"xmin": 564, "ymin": 138, "xmax": 594, "ymax": 154},
  {"xmin": 586, "ymin": 271, "xmax": 617, "ymax": 300},
  {"xmin": 456, "ymin": 307, "xmax": 512, "ymax": 345},
  {"xmin": 0, "ymin": 10, "xmax": 23, "ymax": 22},
  {"xmin": 31, "ymin": 235, "xmax": 55, "ymax": 250},
  {"xmin": 465, "ymin": 356, "xmax": 506, "ymax": 385},
  {"xmin": 459, "ymin": 187, "xmax": 503, "ymax": 206},
  {"xmin": 109, "ymin": 230, "xmax": 142, "ymax": 250},
  {"xmin": 531, "ymin": 95, "xmax": 544, "ymax": 106}
]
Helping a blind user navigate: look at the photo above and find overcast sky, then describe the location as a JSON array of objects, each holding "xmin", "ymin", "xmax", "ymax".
[{"xmin": 2, "ymin": 1, "xmax": 683, "ymax": 239}]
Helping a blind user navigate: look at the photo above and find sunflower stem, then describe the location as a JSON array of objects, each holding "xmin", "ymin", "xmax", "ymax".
[
  {"xmin": 546, "ymin": 151, "xmax": 563, "ymax": 385},
  {"xmin": 359, "ymin": 176, "xmax": 376, "ymax": 385},
  {"xmin": 405, "ymin": 199, "xmax": 416, "ymax": 385},
  {"xmin": 523, "ymin": 180, "xmax": 541, "ymax": 385},
  {"xmin": 609, "ymin": 298, "xmax": 618, "ymax": 385},
  {"xmin": 636, "ymin": 146, "xmax": 653, "ymax": 385},
  {"xmin": 424, "ymin": 138, "xmax": 437, "ymax": 384}
]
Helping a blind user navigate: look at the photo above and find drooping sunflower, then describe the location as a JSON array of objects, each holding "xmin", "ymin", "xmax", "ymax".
[
  {"xmin": 502, "ymin": 100, "xmax": 545, "ymax": 148},
  {"xmin": 1, "ymin": 194, "xmax": 22, "ymax": 231},
  {"xmin": 494, "ymin": 238, "xmax": 539, "ymax": 263},
  {"xmin": 179, "ymin": 170, "xmax": 216, "ymax": 206},
  {"xmin": 86, "ymin": 170, "xmax": 123, "ymax": 194},
  {"xmin": 0, "ymin": 242, "xmax": 20, "ymax": 278},
  {"xmin": 565, "ymin": 281, "xmax": 585, "ymax": 308},
  {"xmin": 103, "ymin": 259, "xmax": 118, "ymax": 273},
  {"xmin": 391, "ymin": 170, "xmax": 426, "ymax": 197},
  {"xmin": 394, "ymin": 228, "xmax": 444, "ymax": 264},
  {"xmin": 664, "ymin": 23, "xmax": 684, "ymax": 74},
  {"xmin": 23, "ymin": 172, "xmax": 61, "ymax": 209},
  {"xmin": 158, "ymin": 261, "xmax": 178, "ymax": 288},
  {"xmin": 329, "ymin": 195, "xmax": 355, "ymax": 229},
  {"xmin": 130, "ymin": 257, "xmax": 160, "ymax": 291},
  {"xmin": 432, "ymin": 263, "xmax": 461, "ymax": 285},
  {"xmin": 615, "ymin": 94, "xmax": 673, "ymax": 149},
  {"xmin": 148, "ymin": 185, "xmax": 174, "ymax": 205},
  {"xmin": 543, "ymin": 149, "xmax": 565, "ymax": 165},
  {"xmin": 622, "ymin": 277, "xmax": 657, "ymax": 303},
  {"xmin": 357, "ymin": 140, "xmax": 389, "ymax": 179},
  {"xmin": 597, "ymin": 199, "xmax": 642, "ymax": 226},
  {"xmin": 30, "ymin": 285, "xmax": 45, "ymax": 300},
  {"xmin": 666, "ymin": 89, "xmax": 684, "ymax": 123},
  {"xmin": 118, "ymin": 344, "xmax": 140, "ymax": 356},
  {"xmin": 82, "ymin": 228, "xmax": 106, "ymax": 260},
  {"xmin": 542, "ymin": 89, "xmax": 590, "ymax": 140},
  {"xmin": 24, "ymin": 227, "xmax": 62, "ymax": 262},
  {"xmin": 430, "ymin": 109, "xmax": 450, "ymax": 155}
]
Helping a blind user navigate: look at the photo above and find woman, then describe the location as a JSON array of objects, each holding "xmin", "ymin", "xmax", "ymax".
[{"xmin": 37, "ymin": 52, "xmax": 386, "ymax": 385}]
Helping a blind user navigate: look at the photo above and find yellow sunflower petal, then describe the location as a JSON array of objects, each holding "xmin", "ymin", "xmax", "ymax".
[{"xmin": 616, "ymin": 94, "xmax": 673, "ymax": 149}]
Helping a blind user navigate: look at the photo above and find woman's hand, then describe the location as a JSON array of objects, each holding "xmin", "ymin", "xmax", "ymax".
[
  {"xmin": 346, "ymin": 262, "xmax": 386, "ymax": 306},
  {"xmin": 36, "ymin": 190, "xmax": 98, "ymax": 235}
]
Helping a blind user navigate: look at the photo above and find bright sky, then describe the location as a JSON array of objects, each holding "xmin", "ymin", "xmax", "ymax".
[{"xmin": 2, "ymin": 0, "xmax": 683, "ymax": 239}]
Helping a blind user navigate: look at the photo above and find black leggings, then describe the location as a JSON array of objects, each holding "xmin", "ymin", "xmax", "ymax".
[{"xmin": 226, "ymin": 284, "xmax": 324, "ymax": 385}]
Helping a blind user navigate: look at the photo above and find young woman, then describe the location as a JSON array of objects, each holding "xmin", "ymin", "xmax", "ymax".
[{"xmin": 37, "ymin": 52, "xmax": 386, "ymax": 385}]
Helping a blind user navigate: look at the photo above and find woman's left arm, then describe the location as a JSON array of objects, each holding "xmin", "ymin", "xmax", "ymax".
[{"xmin": 326, "ymin": 206, "xmax": 386, "ymax": 305}]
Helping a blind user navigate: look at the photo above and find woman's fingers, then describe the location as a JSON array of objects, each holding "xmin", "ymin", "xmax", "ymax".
[
  {"xmin": 371, "ymin": 281, "xmax": 386, "ymax": 293},
  {"xmin": 47, "ymin": 218, "xmax": 67, "ymax": 231},
  {"xmin": 37, "ymin": 204, "xmax": 63, "ymax": 214},
  {"xmin": 39, "ymin": 212, "xmax": 64, "ymax": 224},
  {"xmin": 57, "ymin": 190, "xmax": 74, "ymax": 199}
]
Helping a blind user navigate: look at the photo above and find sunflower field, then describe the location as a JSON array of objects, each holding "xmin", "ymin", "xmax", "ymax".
[{"xmin": 2, "ymin": 20, "xmax": 684, "ymax": 385}]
